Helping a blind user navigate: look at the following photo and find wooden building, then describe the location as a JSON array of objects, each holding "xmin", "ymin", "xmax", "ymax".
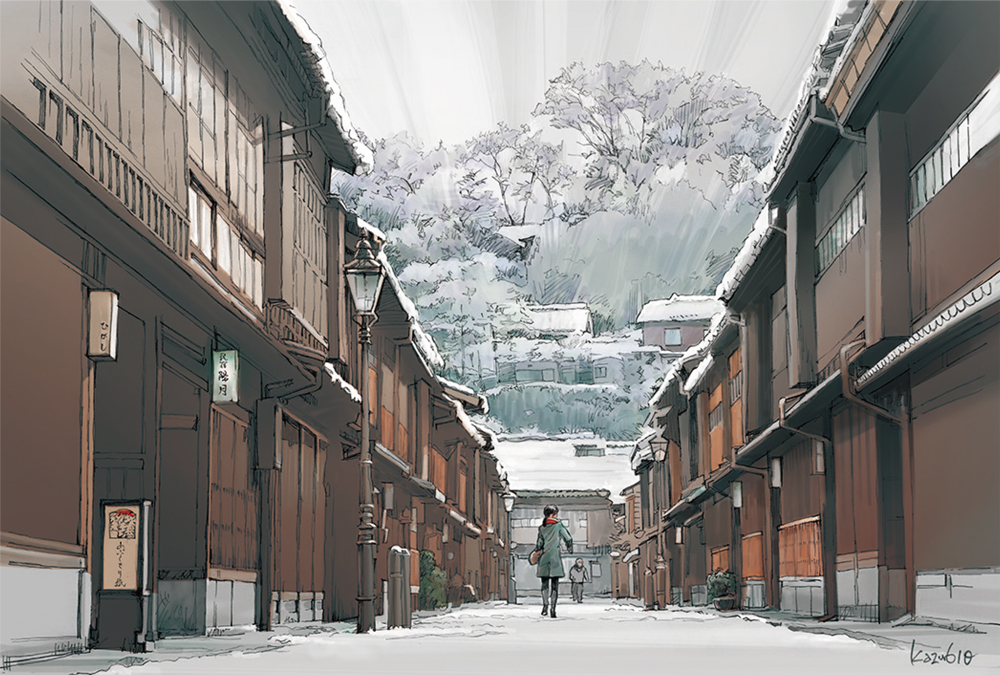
[{"xmin": 635, "ymin": 0, "xmax": 999, "ymax": 626}]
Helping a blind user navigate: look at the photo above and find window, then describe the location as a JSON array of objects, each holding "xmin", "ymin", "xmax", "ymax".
[
  {"xmin": 664, "ymin": 327, "xmax": 682, "ymax": 346},
  {"xmin": 189, "ymin": 185, "xmax": 263, "ymax": 309},
  {"xmin": 778, "ymin": 517, "xmax": 822, "ymax": 578},
  {"xmin": 595, "ymin": 365, "xmax": 608, "ymax": 378},
  {"xmin": 542, "ymin": 368, "xmax": 556, "ymax": 381},
  {"xmin": 741, "ymin": 532, "xmax": 764, "ymax": 580},
  {"xmin": 816, "ymin": 186, "xmax": 865, "ymax": 274},
  {"xmin": 708, "ymin": 403, "xmax": 724, "ymax": 429},
  {"xmin": 590, "ymin": 561, "xmax": 602, "ymax": 578},
  {"xmin": 186, "ymin": 33, "xmax": 220, "ymax": 172},
  {"xmin": 910, "ymin": 72, "xmax": 1000, "ymax": 217},
  {"xmin": 138, "ymin": 8, "xmax": 182, "ymax": 103},
  {"xmin": 710, "ymin": 545, "xmax": 730, "ymax": 573}
]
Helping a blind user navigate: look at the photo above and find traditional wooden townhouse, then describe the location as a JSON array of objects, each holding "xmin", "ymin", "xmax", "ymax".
[
  {"xmin": 729, "ymin": 0, "xmax": 999, "ymax": 624},
  {"xmin": 1, "ymin": 0, "xmax": 372, "ymax": 659},
  {"xmin": 641, "ymin": 0, "xmax": 1000, "ymax": 625},
  {"xmin": 324, "ymin": 226, "xmax": 508, "ymax": 619}
]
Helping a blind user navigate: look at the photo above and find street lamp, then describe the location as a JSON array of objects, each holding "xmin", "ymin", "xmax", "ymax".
[
  {"xmin": 345, "ymin": 232, "xmax": 385, "ymax": 634},
  {"xmin": 650, "ymin": 439, "xmax": 668, "ymax": 463},
  {"xmin": 502, "ymin": 492, "xmax": 516, "ymax": 604}
]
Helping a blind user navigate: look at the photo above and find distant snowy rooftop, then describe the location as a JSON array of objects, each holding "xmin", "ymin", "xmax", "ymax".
[
  {"xmin": 636, "ymin": 295, "xmax": 723, "ymax": 324},
  {"xmin": 509, "ymin": 304, "xmax": 593, "ymax": 337},
  {"xmin": 491, "ymin": 437, "xmax": 637, "ymax": 502}
]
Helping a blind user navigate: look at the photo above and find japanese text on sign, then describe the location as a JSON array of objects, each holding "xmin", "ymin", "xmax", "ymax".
[{"xmin": 212, "ymin": 350, "xmax": 239, "ymax": 403}]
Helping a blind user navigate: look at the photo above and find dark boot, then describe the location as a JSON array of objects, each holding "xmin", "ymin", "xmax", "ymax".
[
  {"xmin": 541, "ymin": 584, "xmax": 549, "ymax": 616},
  {"xmin": 550, "ymin": 587, "xmax": 558, "ymax": 618}
]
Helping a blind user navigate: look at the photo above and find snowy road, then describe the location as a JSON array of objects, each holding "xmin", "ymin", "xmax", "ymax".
[{"xmin": 23, "ymin": 601, "xmax": 1000, "ymax": 675}]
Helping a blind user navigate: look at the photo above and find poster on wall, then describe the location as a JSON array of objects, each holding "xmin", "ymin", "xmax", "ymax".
[{"xmin": 102, "ymin": 504, "xmax": 140, "ymax": 591}]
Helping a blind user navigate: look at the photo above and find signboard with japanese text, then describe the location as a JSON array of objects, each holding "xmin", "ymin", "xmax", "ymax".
[
  {"xmin": 102, "ymin": 504, "xmax": 140, "ymax": 591},
  {"xmin": 87, "ymin": 290, "xmax": 119, "ymax": 360},
  {"xmin": 213, "ymin": 350, "xmax": 239, "ymax": 403}
]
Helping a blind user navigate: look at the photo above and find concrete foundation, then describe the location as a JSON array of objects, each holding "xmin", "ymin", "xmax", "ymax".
[
  {"xmin": 916, "ymin": 568, "xmax": 1000, "ymax": 625},
  {"xmin": 779, "ymin": 576, "xmax": 824, "ymax": 616}
]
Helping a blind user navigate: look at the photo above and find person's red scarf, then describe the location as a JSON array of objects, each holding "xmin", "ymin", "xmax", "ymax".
[{"xmin": 543, "ymin": 517, "xmax": 559, "ymax": 525}]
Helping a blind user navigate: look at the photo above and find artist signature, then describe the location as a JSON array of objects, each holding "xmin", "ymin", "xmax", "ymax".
[{"xmin": 910, "ymin": 640, "xmax": 976, "ymax": 666}]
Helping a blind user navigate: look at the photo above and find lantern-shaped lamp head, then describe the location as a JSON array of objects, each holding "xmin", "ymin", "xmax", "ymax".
[
  {"xmin": 502, "ymin": 493, "xmax": 516, "ymax": 513},
  {"xmin": 651, "ymin": 439, "xmax": 668, "ymax": 463},
  {"xmin": 345, "ymin": 234, "xmax": 385, "ymax": 316}
]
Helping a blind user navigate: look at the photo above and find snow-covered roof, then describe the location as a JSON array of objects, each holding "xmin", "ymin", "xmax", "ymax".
[
  {"xmin": 683, "ymin": 313, "xmax": 729, "ymax": 393},
  {"xmin": 523, "ymin": 304, "xmax": 593, "ymax": 336},
  {"xmin": 372, "ymin": 242, "xmax": 445, "ymax": 373},
  {"xmin": 491, "ymin": 437, "xmax": 636, "ymax": 502},
  {"xmin": 715, "ymin": 207, "xmax": 773, "ymax": 302},
  {"xmin": 769, "ymin": 0, "xmax": 866, "ymax": 189},
  {"xmin": 442, "ymin": 394, "xmax": 486, "ymax": 447},
  {"xmin": 276, "ymin": 1, "xmax": 373, "ymax": 174},
  {"xmin": 647, "ymin": 339, "xmax": 709, "ymax": 408},
  {"xmin": 629, "ymin": 428, "xmax": 658, "ymax": 472},
  {"xmin": 636, "ymin": 295, "xmax": 724, "ymax": 324}
]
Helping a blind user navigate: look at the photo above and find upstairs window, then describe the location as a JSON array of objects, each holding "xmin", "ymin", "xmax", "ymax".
[
  {"xmin": 816, "ymin": 186, "xmax": 865, "ymax": 274},
  {"xmin": 189, "ymin": 185, "xmax": 262, "ymax": 310},
  {"xmin": 910, "ymin": 72, "xmax": 1000, "ymax": 217},
  {"xmin": 664, "ymin": 327, "xmax": 682, "ymax": 346}
]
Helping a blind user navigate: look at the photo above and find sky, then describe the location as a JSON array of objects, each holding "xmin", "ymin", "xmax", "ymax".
[{"xmin": 293, "ymin": 0, "xmax": 841, "ymax": 149}]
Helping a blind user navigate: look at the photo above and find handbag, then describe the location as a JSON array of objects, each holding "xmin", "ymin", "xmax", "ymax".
[{"xmin": 530, "ymin": 549, "xmax": 543, "ymax": 565}]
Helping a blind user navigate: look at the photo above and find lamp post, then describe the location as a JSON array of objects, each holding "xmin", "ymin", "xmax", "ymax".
[
  {"xmin": 650, "ymin": 439, "xmax": 668, "ymax": 608},
  {"xmin": 345, "ymin": 233, "xmax": 385, "ymax": 634},
  {"xmin": 502, "ymin": 492, "xmax": 516, "ymax": 604}
]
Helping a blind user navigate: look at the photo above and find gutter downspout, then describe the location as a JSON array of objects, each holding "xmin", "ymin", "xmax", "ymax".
[
  {"xmin": 810, "ymin": 95, "xmax": 867, "ymax": 144},
  {"xmin": 839, "ymin": 340, "xmax": 905, "ymax": 424}
]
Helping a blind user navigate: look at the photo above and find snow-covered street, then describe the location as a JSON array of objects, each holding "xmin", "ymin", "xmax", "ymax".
[{"xmin": 18, "ymin": 600, "xmax": 998, "ymax": 675}]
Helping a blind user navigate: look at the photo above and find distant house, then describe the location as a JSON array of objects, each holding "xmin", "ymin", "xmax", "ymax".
[{"xmin": 636, "ymin": 295, "xmax": 723, "ymax": 351}]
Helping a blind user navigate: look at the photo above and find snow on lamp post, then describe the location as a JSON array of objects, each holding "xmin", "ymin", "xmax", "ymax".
[{"xmin": 345, "ymin": 232, "xmax": 385, "ymax": 634}]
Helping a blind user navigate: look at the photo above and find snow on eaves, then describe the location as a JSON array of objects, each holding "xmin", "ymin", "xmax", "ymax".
[
  {"xmin": 715, "ymin": 207, "xmax": 773, "ymax": 302},
  {"xmin": 374, "ymin": 247, "xmax": 446, "ymax": 372},
  {"xmin": 683, "ymin": 313, "xmax": 729, "ymax": 393},
  {"xmin": 769, "ymin": 0, "xmax": 865, "ymax": 189},
  {"xmin": 442, "ymin": 394, "xmax": 486, "ymax": 447},
  {"xmin": 276, "ymin": 0, "xmax": 374, "ymax": 174},
  {"xmin": 647, "ymin": 339, "xmax": 711, "ymax": 409},
  {"xmin": 323, "ymin": 362, "xmax": 361, "ymax": 403},
  {"xmin": 636, "ymin": 295, "xmax": 723, "ymax": 324}
]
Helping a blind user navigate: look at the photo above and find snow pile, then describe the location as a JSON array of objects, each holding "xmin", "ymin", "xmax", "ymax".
[{"xmin": 323, "ymin": 362, "xmax": 361, "ymax": 403}]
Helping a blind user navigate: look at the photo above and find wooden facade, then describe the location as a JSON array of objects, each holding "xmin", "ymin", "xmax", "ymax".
[{"xmin": 635, "ymin": 0, "xmax": 999, "ymax": 625}]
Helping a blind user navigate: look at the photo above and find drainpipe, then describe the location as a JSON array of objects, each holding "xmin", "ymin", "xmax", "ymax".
[
  {"xmin": 839, "ymin": 340, "xmax": 904, "ymax": 424},
  {"xmin": 778, "ymin": 394, "xmax": 831, "ymax": 447}
]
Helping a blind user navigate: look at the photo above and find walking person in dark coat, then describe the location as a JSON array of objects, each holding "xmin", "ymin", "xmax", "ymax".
[
  {"xmin": 569, "ymin": 558, "xmax": 590, "ymax": 603},
  {"xmin": 532, "ymin": 505, "xmax": 573, "ymax": 618}
]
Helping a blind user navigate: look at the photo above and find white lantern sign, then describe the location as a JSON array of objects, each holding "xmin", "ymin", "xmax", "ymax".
[
  {"xmin": 213, "ymin": 350, "xmax": 239, "ymax": 403},
  {"xmin": 88, "ymin": 290, "xmax": 119, "ymax": 360}
]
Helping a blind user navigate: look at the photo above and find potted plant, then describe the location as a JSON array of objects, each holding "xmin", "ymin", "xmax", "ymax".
[{"xmin": 707, "ymin": 569, "xmax": 738, "ymax": 611}]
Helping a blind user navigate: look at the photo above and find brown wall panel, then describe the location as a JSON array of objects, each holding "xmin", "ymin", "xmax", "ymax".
[
  {"xmin": 911, "ymin": 323, "xmax": 1000, "ymax": 570},
  {"xmin": 909, "ymin": 139, "xmax": 999, "ymax": 321},
  {"xmin": 0, "ymin": 220, "xmax": 83, "ymax": 544},
  {"xmin": 779, "ymin": 441, "xmax": 823, "ymax": 525}
]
